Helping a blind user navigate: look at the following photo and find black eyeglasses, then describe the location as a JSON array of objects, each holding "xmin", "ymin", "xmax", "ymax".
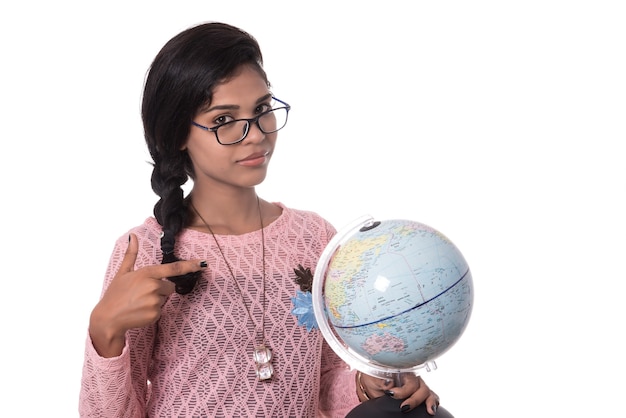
[{"xmin": 191, "ymin": 97, "xmax": 290, "ymax": 145}]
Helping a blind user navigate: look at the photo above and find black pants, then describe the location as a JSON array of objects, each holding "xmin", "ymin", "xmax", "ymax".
[{"xmin": 345, "ymin": 395, "xmax": 454, "ymax": 418}]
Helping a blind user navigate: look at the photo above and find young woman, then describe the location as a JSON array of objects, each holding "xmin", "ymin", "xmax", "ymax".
[{"xmin": 79, "ymin": 22, "xmax": 443, "ymax": 417}]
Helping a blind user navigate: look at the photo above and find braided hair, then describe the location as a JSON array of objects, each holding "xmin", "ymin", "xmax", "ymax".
[{"xmin": 141, "ymin": 22, "xmax": 268, "ymax": 294}]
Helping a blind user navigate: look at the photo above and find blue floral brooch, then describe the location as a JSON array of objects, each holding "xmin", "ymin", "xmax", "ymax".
[{"xmin": 291, "ymin": 264, "xmax": 318, "ymax": 331}]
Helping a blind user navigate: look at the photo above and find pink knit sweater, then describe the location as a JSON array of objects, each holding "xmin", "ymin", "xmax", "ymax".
[{"xmin": 79, "ymin": 204, "xmax": 360, "ymax": 417}]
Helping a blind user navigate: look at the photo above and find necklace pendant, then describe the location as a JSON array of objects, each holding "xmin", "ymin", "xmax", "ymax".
[{"xmin": 253, "ymin": 345, "xmax": 273, "ymax": 381}]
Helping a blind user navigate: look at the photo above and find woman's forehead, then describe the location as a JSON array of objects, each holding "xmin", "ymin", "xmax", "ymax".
[{"xmin": 209, "ymin": 66, "xmax": 270, "ymax": 106}]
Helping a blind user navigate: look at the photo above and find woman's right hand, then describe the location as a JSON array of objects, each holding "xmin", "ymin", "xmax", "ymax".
[{"xmin": 88, "ymin": 233, "xmax": 206, "ymax": 357}]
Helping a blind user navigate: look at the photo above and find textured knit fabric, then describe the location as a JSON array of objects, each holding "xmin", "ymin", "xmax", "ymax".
[{"xmin": 79, "ymin": 204, "xmax": 361, "ymax": 417}]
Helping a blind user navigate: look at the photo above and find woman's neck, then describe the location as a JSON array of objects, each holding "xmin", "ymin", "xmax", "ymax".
[{"xmin": 187, "ymin": 188, "xmax": 262, "ymax": 235}]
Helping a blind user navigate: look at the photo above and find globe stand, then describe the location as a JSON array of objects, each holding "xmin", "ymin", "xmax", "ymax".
[
  {"xmin": 379, "ymin": 361, "xmax": 437, "ymax": 387},
  {"xmin": 358, "ymin": 363, "xmax": 436, "ymax": 396}
]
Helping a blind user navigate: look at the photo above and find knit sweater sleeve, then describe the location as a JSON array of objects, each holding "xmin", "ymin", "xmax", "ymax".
[
  {"xmin": 79, "ymin": 224, "xmax": 158, "ymax": 417},
  {"xmin": 318, "ymin": 340, "xmax": 360, "ymax": 416}
]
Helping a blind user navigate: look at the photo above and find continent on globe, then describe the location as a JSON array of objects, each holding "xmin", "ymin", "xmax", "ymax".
[{"xmin": 361, "ymin": 332, "xmax": 406, "ymax": 356}]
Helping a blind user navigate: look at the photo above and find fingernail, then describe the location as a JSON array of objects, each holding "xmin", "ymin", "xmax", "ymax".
[
  {"xmin": 384, "ymin": 390, "xmax": 394, "ymax": 397},
  {"xmin": 433, "ymin": 404, "xmax": 438, "ymax": 414},
  {"xmin": 401, "ymin": 405, "xmax": 410, "ymax": 413},
  {"xmin": 200, "ymin": 261, "xmax": 208, "ymax": 268}
]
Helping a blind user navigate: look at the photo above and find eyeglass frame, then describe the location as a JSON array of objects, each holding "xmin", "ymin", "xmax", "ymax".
[{"xmin": 191, "ymin": 96, "xmax": 291, "ymax": 145}]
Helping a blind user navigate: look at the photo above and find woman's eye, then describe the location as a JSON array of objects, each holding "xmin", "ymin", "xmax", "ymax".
[
  {"xmin": 256, "ymin": 103, "xmax": 272, "ymax": 114},
  {"xmin": 214, "ymin": 115, "xmax": 234, "ymax": 126}
]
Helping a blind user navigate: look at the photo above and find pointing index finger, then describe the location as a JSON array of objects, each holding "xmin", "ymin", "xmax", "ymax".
[
  {"xmin": 143, "ymin": 259, "xmax": 207, "ymax": 280},
  {"xmin": 118, "ymin": 233, "xmax": 139, "ymax": 274}
]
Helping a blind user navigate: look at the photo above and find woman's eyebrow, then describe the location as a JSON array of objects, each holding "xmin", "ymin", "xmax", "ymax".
[
  {"xmin": 204, "ymin": 94, "xmax": 272, "ymax": 113},
  {"xmin": 257, "ymin": 93, "xmax": 272, "ymax": 103},
  {"xmin": 204, "ymin": 103, "xmax": 239, "ymax": 112}
]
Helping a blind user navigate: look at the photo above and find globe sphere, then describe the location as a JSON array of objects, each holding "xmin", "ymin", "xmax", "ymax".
[{"xmin": 312, "ymin": 216, "xmax": 473, "ymax": 379}]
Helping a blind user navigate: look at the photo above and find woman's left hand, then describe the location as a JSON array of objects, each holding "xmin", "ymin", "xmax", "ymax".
[{"xmin": 357, "ymin": 372, "xmax": 440, "ymax": 415}]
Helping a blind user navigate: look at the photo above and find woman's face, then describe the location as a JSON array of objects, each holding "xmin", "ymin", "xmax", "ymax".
[{"xmin": 184, "ymin": 65, "xmax": 277, "ymax": 191}]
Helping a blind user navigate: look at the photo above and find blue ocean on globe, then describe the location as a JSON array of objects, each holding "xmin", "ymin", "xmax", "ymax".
[{"xmin": 317, "ymin": 218, "xmax": 473, "ymax": 372}]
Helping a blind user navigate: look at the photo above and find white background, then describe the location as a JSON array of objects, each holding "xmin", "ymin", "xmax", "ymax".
[{"xmin": 0, "ymin": 1, "xmax": 624, "ymax": 416}]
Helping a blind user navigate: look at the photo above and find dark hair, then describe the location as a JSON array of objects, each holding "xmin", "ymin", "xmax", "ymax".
[{"xmin": 141, "ymin": 22, "xmax": 268, "ymax": 294}]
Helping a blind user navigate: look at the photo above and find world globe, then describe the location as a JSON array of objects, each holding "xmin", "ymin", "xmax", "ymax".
[{"xmin": 312, "ymin": 216, "xmax": 473, "ymax": 380}]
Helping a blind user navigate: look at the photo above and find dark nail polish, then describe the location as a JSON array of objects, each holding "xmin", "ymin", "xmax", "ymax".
[
  {"xmin": 128, "ymin": 235, "xmax": 131, "ymax": 243},
  {"xmin": 384, "ymin": 390, "xmax": 394, "ymax": 397},
  {"xmin": 433, "ymin": 404, "xmax": 438, "ymax": 414},
  {"xmin": 401, "ymin": 405, "xmax": 410, "ymax": 413},
  {"xmin": 200, "ymin": 261, "xmax": 208, "ymax": 268}
]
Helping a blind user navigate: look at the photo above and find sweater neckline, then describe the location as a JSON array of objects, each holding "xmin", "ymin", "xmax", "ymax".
[{"xmin": 149, "ymin": 202, "xmax": 287, "ymax": 241}]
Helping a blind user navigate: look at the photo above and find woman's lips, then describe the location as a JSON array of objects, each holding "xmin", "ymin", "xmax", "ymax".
[{"xmin": 237, "ymin": 151, "xmax": 269, "ymax": 167}]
